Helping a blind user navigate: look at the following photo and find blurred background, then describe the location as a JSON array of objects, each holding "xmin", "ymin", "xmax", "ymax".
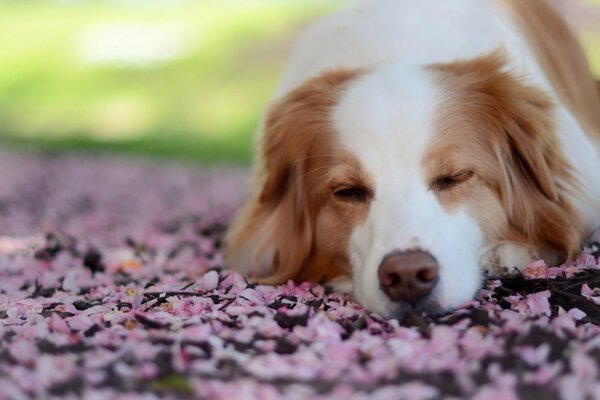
[{"xmin": 0, "ymin": 0, "xmax": 598, "ymax": 165}]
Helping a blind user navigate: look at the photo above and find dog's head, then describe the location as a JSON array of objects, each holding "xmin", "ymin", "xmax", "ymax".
[{"xmin": 226, "ymin": 52, "xmax": 583, "ymax": 318}]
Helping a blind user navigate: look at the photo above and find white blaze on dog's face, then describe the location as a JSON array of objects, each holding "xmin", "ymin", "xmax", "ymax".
[
  {"xmin": 332, "ymin": 65, "xmax": 484, "ymax": 316},
  {"xmin": 225, "ymin": 53, "xmax": 582, "ymax": 319}
]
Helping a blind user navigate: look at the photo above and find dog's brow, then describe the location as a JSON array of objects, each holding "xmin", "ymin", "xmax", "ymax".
[
  {"xmin": 292, "ymin": 154, "xmax": 345, "ymax": 165},
  {"xmin": 300, "ymin": 165, "xmax": 339, "ymax": 181}
]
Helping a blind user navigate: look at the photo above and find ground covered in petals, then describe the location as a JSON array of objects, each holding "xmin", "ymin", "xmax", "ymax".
[{"xmin": 1, "ymin": 151, "xmax": 600, "ymax": 400}]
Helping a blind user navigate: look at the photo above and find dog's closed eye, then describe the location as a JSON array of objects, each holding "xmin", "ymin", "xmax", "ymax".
[
  {"xmin": 429, "ymin": 170, "xmax": 474, "ymax": 192},
  {"xmin": 331, "ymin": 184, "xmax": 372, "ymax": 203}
]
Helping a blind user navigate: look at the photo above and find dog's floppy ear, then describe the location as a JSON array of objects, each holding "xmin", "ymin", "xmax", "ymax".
[
  {"xmin": 225, "ymin": 70, "xmax": 358, "ymax": 284},
  {"xmin": 490, "ymin": 69, "xmax": 583, "ymax": 261},
  {"xmin": 434, "ymin": 52, "xmax": 583, "ymax": 260}
]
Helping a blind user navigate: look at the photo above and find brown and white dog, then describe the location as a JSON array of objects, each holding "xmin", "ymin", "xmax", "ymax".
[{"xmin": 226, "ymin": 0, "xmax": 600, "ymax": 318}]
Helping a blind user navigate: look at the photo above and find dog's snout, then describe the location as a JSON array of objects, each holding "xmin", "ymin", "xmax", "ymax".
[{"xmin": 377, "ymin": 250, "xmax": 439, "ymax": 303}]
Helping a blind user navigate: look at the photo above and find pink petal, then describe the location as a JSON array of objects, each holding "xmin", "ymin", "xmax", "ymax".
[
  {"xmin": 49, "ymin": 313, "xmax": 71, "ymax": 334},
  {"xmin": 526, "ymin": 291, "xmax": 552, "ymax": 316},
  {"xmin": 523, "ymin": 260, "xmax": 548, "ymax": 279},
  {"xmin": 568, "ymin": 308, "xmax": 587, "ymax": 321},
  {"xmin": 9, "ymin": 339, "xmax": 38, "ymax": 364},
  {"xmin": 200, "ymin": 270, "xmax": 219, "ymax": 291}
]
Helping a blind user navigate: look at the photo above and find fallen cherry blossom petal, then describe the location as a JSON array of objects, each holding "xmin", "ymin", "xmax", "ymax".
[{"xmin": 0, "ymin": 150, "xmax": 600, "ymax": 399}]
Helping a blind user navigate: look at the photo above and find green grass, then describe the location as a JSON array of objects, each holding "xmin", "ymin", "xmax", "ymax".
[
  {"xmin": 0, "ymin": 0, "xmax": 597, "ymax": 164},
  {"xmin": 0, "ymin": 0, "xmax": 339, "ymax": 164},
  {"xmin": 582, "ymin": 0, "xmax": 600, "ymax": 77},
  {"xmin": 584, "ymin": 37, "xmax": 600, "ymax": 77}
]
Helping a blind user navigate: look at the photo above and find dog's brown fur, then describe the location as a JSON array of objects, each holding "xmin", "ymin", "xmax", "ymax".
[
  {"xmin": 225, "ymin": 70, "xmax": 366, "ymax": 285},
  {"xmin": 499, "ymin": 0, "xmax": 600, "ymax": 142},
  {"xmin": 428, "ymin": 52, "xmax": 583, "ymax": 264}
]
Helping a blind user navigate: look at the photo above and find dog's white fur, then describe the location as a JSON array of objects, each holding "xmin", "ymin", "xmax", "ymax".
[
  {"xmin": 226, "ymin": 0, "xmax": 600, "ymax": 317},
  {"xmin": 332, "ymin": 66, "xmax": 485, "ymax": 314}
]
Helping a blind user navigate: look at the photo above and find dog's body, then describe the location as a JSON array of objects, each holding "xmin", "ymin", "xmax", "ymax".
[{"xmin": 226, "ymin": 0, "xmax": 600, "ymax": 318}]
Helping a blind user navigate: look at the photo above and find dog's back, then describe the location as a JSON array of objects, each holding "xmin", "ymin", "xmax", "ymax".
[
  {"xmin": 277, "ymin": 0, "xmax": 524, "ymax": 95},
  {"xmin": 500, "ymin": 0, "xmax": 600, "ymax": 144},
  {"xmin": 278, "ymin": 0, "xmax": 599, "ymax": 131}
]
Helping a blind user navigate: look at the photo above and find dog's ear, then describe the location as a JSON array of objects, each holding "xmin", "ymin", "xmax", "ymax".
[
  {"xmin": 434, "ymin": 51, "xmax": 583, "ymax": 260},
  {"xmin": 491, "ymin": 71, "xmax": 583, "ymax": 261},
  {"xmin": 225, "ymin": 70, "xmax": 358, "ymax": 284}
]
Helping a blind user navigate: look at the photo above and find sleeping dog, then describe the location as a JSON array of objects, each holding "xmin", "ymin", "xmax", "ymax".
[{"xmin": 226, "ymin": 0, "xmax": 600, "ymax": 318}]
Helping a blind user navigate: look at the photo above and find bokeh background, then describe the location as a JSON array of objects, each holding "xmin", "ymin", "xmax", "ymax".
[{"xmin": 0, "ymin": 0, "xmax": 598, "ymax": 164}]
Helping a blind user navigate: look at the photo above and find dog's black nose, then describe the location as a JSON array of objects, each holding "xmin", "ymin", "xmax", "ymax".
[{"xmin": 378, "ymin": 250, "xmax": 439, "ymax": 303}]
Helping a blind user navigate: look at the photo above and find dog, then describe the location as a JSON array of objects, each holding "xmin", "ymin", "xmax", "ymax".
[{"xmin": 225, "ymin": 0, "xmax": 600, "ymax": 318}]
